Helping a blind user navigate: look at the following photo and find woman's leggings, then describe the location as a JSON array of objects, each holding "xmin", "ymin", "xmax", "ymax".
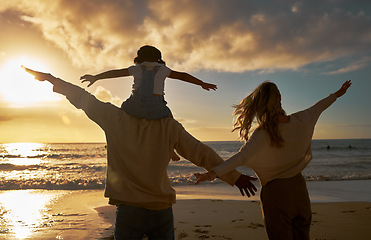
[{"xmin": 260, "ymin": 173, "xmax": 312, "ymax": 240}]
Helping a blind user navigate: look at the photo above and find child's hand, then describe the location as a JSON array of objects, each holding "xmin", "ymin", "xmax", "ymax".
[
  {"xmin": 201, "ymin": 82, "xmax": 217, "ymax": 91},
  {"xmin": 22, "ymin": 65, "xmax": 54, "ymax": 81},
  {"xmin": 80, "ymin": 74, "xmax": 98, "ymax": 87}
]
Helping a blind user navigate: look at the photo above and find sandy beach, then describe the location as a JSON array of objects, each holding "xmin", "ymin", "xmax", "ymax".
[{"xmin": 0, "ymin": 180, "xmax": 370, "ymax": 240}]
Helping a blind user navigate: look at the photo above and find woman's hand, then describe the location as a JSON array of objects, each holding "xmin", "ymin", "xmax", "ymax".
[
  {"xmin": 80, "ymin": 74, "xmax": 98, "ymax": 87},
  {"xmin": 194, "ymin": 170, "xmax": 217, "ymax": 185},
  {"xmin": 334, "ymin": 80, "xmax": 352, "ymax": 98}
]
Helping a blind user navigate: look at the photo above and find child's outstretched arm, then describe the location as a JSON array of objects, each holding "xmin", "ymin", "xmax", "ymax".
[
  {"xmin": 168, "ymin": 70, "xmax": 217, "ymax": 91},
  {"xmin": 80, "ymin": 68, "xmax": 130, "ymax": 87}
]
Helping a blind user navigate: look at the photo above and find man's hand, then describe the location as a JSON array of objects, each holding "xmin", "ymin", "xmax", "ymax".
[
  {"xmin": 22, "ymin": 66, "xmax": 54, "ymax": 81},
  {"xmin": 234, "ymin": 174, "xmax": 258, "ymax": 197},
  {"xmin": 80, "ymin": 74, "xmax": 98, "ymax": 87}
]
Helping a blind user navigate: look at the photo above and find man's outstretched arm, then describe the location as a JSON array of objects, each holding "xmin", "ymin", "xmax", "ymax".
[
  {"xmin": 22, "ymin": 65, "xmax": 59, "ymax": 84},
  {"xmin": 22, "ymin": 66, "xmax": 118, "ymax": 129}
]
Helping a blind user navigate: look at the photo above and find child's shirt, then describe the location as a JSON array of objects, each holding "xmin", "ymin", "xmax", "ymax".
[{"xmin": 128, "ymin": 62, "xmax": 171, "ymax": 95}]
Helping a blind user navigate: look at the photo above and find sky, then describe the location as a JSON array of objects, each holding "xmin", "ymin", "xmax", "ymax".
[{"xmin": 0, "ymin": 0, "xmax": 370, "ymax": 143}]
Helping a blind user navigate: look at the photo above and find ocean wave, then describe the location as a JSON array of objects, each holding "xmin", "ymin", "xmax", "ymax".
[
  {"xmin": 0, "ymin": 163, "xmax": 42, "ymax": 171},
  {"xmin": 0, "ymin": 174, "xmax": 369, "ymax": 190},
  {"xmin": 304, "ymin": 174, "xmax": 371, "ymax": 181},
  {"xmin": 0, "ymin": 140, "xmax": 370, "ymax": 190},
  {"xmin": 46, "ymin": 153, "xmax": 106, "ymax": 159},
  {"xmin": 0, "ymin": 179, "xmax": 105, "ymax": 190},
  {"xmin": 1, "ymin": 152, "xmax": 106, "ymax": 160},
  {"xmin": 0, "ymin": 155, "xmax": 21, "ymax": 158},
  {"xmin": 0, "ymin": 163, "xmax": 106, "ymax": 173}
]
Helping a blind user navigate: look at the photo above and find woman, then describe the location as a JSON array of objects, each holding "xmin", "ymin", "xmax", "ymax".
[{"xmin": 195, "ymin": 80, "xmax": 352, "ymax": 240}]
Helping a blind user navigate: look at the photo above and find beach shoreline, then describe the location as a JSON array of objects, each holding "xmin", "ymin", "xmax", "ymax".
[{"xmin": 0, "ymin": 180, "xmax": 370, "ymax": 239}]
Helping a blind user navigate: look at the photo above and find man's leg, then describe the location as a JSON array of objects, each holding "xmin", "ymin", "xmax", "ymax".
[
  {"xmin": 146, "ymin": 207, "xmax": 174, "ymax": 240},
  {"xmin": 114, "ymin": 204, "xmax": 146, "ymax": 240}
]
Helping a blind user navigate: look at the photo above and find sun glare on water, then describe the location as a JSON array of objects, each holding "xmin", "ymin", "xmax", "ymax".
[
  {"xmin": 0, "ymin": 57, "xmax": 60, "ymax": 107},
  {"xmin": 0, "ymin": 143, "xmax": 68, "ymax": 239}
]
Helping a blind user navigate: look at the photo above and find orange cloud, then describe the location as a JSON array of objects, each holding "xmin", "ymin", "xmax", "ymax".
[
  {"xmin": 1, "ymin": 0, "xmax": 370, "ymax": 73},
  {"xmin": 93, "ymin": 86, "xmax": 123, "ymax": 107},
  {"xmin": 324, "ymin": 57, "xmax": 371, "ymax": 75}
]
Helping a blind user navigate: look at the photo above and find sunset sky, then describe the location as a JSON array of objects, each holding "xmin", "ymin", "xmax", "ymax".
[{"xmin": 0, "ymin": 0, "xmax": 370, "ymax": 143}]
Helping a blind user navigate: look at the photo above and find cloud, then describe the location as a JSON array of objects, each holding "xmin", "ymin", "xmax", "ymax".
[
  {"xmin": 324, "ymin": 57, "xmax": 371, "ymax": 75},
  {"xmin": 93, "ymin": 86, "xmax": 123, "ymax": 107},
  {"xmin": 1, "ymin": 0, "xmax": 370, "ymax": 73}
]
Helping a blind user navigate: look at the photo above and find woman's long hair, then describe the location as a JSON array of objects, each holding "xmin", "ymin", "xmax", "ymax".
[{"xmin": 232, "ymin": 81, "xmax": 286, "ymax": 148}]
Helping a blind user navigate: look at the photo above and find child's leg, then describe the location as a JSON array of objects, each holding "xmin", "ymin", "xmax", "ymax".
[
  {"xmin": 171, "ymin": 151, "xmax": 180, "ymax": 161},
  {"xmin": 168, "ymin": 112, "xmax": 181, "ymax": 161}
]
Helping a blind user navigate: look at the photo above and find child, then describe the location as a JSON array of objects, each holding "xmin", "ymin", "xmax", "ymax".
[
  {"xmin": 195, "ymin": 80, "xmax": 352, "ymax": 240},
  {"xmin": 80, "ymin": 45, "xmax": 217, "ymax": 160}
]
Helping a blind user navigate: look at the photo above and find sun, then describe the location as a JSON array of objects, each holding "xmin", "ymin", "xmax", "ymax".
[{"xmin": 0, "ymin": 56, "xmax": 61, "ymax": 107}]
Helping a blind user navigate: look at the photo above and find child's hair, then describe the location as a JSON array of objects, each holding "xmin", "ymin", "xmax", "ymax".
[
  {"xmin": 232, "ymin": 81, "xmax": 286, "ymax": 148},
  {"xmin": 134, "ymin": 45, "xmax": 166, "ymax": 64}
]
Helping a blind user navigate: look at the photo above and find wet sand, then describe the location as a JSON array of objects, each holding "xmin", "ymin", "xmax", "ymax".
[{"xmin": 0, "ymin": 180, "xmax": 370, "ymax": 239}]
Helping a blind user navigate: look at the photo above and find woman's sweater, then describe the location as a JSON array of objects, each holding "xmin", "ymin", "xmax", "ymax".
[{"xmin": 213, "ymin": 94, "xmax": 337, "ymax": 186}]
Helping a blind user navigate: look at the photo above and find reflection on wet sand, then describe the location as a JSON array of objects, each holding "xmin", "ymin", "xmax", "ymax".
[{"xmin": 0, "ymin": 190, "xmax": 65, "ymax": 239}]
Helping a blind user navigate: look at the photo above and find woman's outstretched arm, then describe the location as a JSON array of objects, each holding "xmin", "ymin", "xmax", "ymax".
[{"xmin": 333, "ymin": 80, "xmax": 352, "ymax": 98}]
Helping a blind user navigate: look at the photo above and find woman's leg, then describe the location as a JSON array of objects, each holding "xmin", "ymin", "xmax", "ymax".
[
  {"xmin": 292, "ymin": 175, "xmax": 311, "ymax": 240},
  {"xmin": 260, "ymin": 173, "xmax": 311, "ymax": 240}
]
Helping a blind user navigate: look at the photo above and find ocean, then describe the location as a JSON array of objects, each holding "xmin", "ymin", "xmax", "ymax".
[{"xmin": 0, "ymin": 139, "xmax": 370, "ymax": 190}]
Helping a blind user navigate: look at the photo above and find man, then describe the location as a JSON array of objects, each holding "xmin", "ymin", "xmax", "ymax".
[{"xmin": 23, "ymin": 67, "xmax": 257, "ymax": 240}]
